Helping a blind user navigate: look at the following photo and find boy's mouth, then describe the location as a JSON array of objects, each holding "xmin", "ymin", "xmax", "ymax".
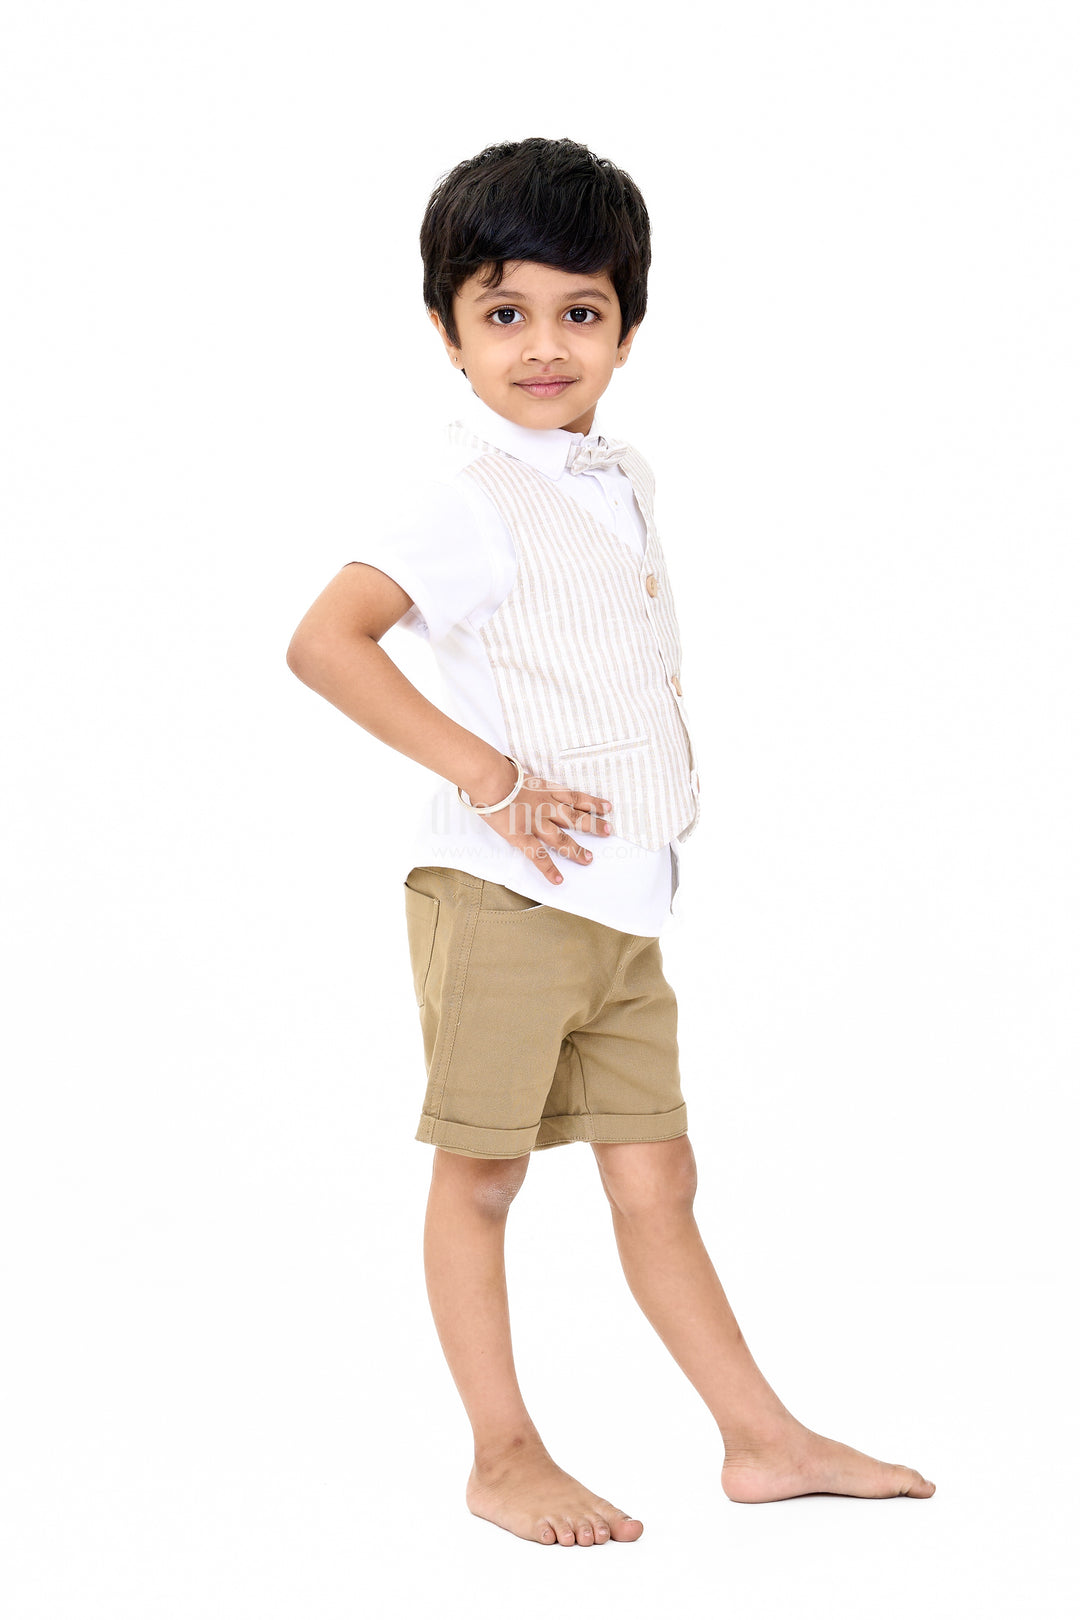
[{"xmin": 515, "ymin": 378, "xmax": 576, "ymax": 398}]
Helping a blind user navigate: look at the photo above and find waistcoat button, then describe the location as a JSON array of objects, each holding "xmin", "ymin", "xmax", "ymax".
[{"xmin": 645, "ymin": 573, "xmax": 659, "ymax": 597}]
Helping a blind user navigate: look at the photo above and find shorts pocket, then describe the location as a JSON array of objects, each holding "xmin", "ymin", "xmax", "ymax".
[
  {"xmin": 478, "ymin": 879, "xmax": 546, "ymax": 915},
  {"xmin": 404, "ymin": 884, "xmax": 440, "ymax": 1008}
]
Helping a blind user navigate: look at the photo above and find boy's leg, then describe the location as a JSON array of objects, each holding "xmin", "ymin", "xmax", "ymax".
[
  {"xmin": 591, "ymin": 1135, "xmax": 936, "ymax": 1503},
  {"xmin": 424, "ymin": 1145, "xmax": 645, "ymax": 1545}
]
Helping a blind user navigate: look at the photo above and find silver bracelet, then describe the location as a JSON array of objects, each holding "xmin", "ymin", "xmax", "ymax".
[{"xmin": 457, "ymin": 755, "xmax": 525, "ymax": 815}]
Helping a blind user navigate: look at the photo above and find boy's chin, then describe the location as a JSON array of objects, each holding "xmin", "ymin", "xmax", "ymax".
[{"xmin": 506, "ymin": 389, "xmax": 601, "ymax": 434}]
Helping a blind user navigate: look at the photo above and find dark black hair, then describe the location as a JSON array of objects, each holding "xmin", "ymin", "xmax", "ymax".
[{"xmin": 421, "ymin": 136, "xmax": 650, "ymax": 349}]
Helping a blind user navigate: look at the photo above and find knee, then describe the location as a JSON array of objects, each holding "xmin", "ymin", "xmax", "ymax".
[
  {"xmin": 432, "ymin": 1147, "xmax": 530, "ymax": 1218},
  {"xmin": 594, "ymin": 1135, "xmax": 698, "ymax": 1221}
]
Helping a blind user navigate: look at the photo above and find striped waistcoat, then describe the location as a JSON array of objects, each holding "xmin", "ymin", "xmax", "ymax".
[{"xmin": 449, "ymin": 420, "xmax": 702, "ymax": 852}]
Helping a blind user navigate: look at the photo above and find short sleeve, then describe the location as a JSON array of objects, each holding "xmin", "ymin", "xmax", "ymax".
[{"xmin": 345, "ymin": 478, "xmax": 499, "ymax": 644}]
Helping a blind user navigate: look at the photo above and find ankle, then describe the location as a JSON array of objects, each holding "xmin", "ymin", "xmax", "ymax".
[
  {"xmin": 721, "ymin": 1413, "xmax": 806, "ymax": 1462},
  {"xmin": 472, "ymin": 1429, "xmax": 550, "ymax": 1475}
]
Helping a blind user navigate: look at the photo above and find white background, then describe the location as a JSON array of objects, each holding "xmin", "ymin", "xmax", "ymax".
[{"xmin": 2, "ymin": 2, "xmax": 1077, "ymax": 1616}]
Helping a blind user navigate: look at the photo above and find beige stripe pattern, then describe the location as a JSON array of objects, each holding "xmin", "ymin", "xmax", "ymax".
[{"xmin": 448, "ymin": 421, "xmax": 702, "ymax": 852}]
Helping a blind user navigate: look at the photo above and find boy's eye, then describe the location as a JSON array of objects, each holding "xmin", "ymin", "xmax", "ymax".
[{"xmin": 487, "ymin": 306, "xmax": 601, "ymax": 327}]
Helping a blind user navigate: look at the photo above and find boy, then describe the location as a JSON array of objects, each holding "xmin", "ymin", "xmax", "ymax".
[{"xmin": 286, "ymin": 136, "xmax": 935, "ymax": 1547}]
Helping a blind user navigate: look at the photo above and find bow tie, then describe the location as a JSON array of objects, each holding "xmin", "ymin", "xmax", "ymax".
[{"xmin": 565, "ymin": 435, "xmax": 631, "ymax": 476}]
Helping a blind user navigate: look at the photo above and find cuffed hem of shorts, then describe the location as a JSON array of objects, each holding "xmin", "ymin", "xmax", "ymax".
[{"xmin": 415, "ymin": 1103, "xmax": 688, "ymax": 1159}]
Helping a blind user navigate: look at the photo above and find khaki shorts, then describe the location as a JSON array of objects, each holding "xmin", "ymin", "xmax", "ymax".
[{"xmin": 403, "ymin": 866, "xmax": 688, "ymax": 1158}]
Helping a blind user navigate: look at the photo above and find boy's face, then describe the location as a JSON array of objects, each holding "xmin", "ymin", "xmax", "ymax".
[{"xmin": 429, "ymin": 260, "xmax": 640, "ymax": 436}]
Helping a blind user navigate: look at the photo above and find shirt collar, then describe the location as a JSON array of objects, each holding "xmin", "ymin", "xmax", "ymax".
[{"xmin": 454, "ymin": 388, "xmax": 609, "ymax": 481}]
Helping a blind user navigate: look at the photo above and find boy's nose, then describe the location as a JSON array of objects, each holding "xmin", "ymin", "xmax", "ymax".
[{"xmin": 522, "ymin": 325, "xmax": 569, "ymax": 361}]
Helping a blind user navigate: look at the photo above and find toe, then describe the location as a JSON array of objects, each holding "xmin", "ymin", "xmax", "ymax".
[
  {"xmin": 611, "ymin": 1512, "xmax": 644, "ymax": 1541},
  {"xmin": 557, "ymin": 1519, "xmax": 577, "ymax": 1546},
  {"xmin": 593, "ymin": 1518, "xmax": 611, "ymax": 1542},
  {"xmin": 575, "ymin": 1520, "xmax": 594, "ymax": 1545},
  {"xmin": 538, "ymin": 1521, "xmax": 558, "ymax": 1544}
]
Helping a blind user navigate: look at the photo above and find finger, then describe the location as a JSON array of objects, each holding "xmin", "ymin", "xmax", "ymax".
[
  {"xmin": 536, "ymin": 784, "xmax": 611, "ymax": 816},
  {"xmin": 545, "ymin": 803, "xmax": 604, "ymax": 838},
  {"xmin": 549, "ymin": 803, "xmax": 611, "ymax": 839},
  {"xmin": 526, "ymin": 845, "xmax": 565, "ymax": 885},
  {"xmin": 535, "ymin": 814, "xmax": 593, "ymax": 866},
  {"xmin": 574, "ymin": 807, "xmax": 612, "ymax": 835},
  {"xmin": 574, "ymin": 793, "xmax": 612, "ymax": 815},
  {"xmin": 568, "ymin": 797, "xmax": 612, "ymax": 831},
  {"xmin": 549, "ymin": 835, "xmax": 592, "ymax": 865}
]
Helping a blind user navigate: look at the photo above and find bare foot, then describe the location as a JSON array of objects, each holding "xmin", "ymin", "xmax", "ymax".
[
  {"xmin": 722, "ymin": 1420, "xmax": 936, "ymax": 1504},
  {"xmin": 467, "ymin": 1439, "xmax": 644, "ymax": 1546}
]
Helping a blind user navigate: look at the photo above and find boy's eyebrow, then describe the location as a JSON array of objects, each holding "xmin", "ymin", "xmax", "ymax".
[{"xmin": 473, "ymin": 286, "xmax": 613, "ymax": 305}]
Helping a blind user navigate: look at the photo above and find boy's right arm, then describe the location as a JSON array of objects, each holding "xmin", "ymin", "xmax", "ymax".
[{"xmin": 285, "ymin": 563, "xmax": 611, "ymax": 884}]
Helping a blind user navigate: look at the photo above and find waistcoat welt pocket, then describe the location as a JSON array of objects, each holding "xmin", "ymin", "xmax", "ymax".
[
  {"xmin": 558, "ymin": 735, "xmax": 648, "ymax": 760},
  {"xmin": 403, "ymin": 886, "xmax": 440, "ymax": 1008}
]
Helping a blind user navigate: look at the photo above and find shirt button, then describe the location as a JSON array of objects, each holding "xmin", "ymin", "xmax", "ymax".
[{"xmin": 645, "ymin": 573, "xmax": 659, "ymax": 597}]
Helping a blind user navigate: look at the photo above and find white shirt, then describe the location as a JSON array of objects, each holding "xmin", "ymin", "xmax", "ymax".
[{"xmin": 349, "ymin": 390, "xmax": 686, "ymax": 937}]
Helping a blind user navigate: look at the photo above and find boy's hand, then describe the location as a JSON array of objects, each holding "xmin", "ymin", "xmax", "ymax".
[{"xmin": 467, "ymin": 762, "xmax": 612, "ymax": 886}]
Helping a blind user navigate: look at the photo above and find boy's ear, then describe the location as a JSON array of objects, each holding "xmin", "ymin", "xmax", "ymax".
[
  {"xmin": 615, "ymin": 321, "xmax": 643, "ymax": 366},
  {"xmin": 429, "ymin": 308, "xmax": 467, "ymax": 378},
  {"xmin": 429, "ymin": 307, "xmax": 456, "ymax": 359}
]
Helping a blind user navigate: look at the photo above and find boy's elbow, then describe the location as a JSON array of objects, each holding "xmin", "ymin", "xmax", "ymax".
[
  {"xmin": 285, "ymin": 631, "xmax": 331, "ymax": 684},
  {"xmin": 285, "ymin": 634, "xmax": 311, "ymax": 678},
  {"xmin": 285, "ymin": 627, "xmax": 371, "ymax": 687}
]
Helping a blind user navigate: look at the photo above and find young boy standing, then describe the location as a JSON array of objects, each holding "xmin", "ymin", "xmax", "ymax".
[{"xmin": 286, "ymin": 136, "xmax": 935, "ymax": 1547}]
